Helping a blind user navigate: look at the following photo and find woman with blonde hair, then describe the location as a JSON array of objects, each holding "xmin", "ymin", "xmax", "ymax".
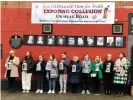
[
  {"xmin": 5, "ymin": 50, "xmax": 20, "ymax": 93},
  {"xmin": 91, "ymin": 56, "xmax": 103, "ymax": 95},
  {"xmin": 69, "ymin": 56, "xmax": 82, "ymax": 93}
]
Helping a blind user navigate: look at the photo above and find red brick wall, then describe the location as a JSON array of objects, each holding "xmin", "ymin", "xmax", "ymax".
[{"xmin": 1, "ymin": 5, "xmax": 133, "ymax": 79}]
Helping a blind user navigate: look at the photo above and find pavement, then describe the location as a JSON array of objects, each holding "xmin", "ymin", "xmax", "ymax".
[{"xmin": 1, "ymin": 90, "xmax": 133, "ymax": 100}]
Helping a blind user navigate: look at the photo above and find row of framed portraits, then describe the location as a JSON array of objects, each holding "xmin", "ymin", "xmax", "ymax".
[{"xmin": 23, "ymin": 35, "xmax": 126, "ymax": 48}]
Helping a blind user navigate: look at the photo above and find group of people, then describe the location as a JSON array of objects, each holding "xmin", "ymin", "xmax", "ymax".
[{"xmin": 5, "ymin": 50, "xmax": 130, "ymax": 97}]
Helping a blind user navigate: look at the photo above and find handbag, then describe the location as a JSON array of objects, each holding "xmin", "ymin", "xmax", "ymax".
[{"xmin": 91, "ymin": 73, "xmax": 97, "ymax": 77}]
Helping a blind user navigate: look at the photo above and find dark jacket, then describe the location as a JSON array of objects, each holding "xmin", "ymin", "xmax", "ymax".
[
  {"xmin": 103, "ymin": 60, "xmax": 114, "ymax": 75},
  {"xmin": 69, "ymin": 60, "xmax": 82, "ymax": 84},
  {"xmin": 58, "ymin": 58, "xmax": 69, "ymax": 74},
  {"xmin": 20, "ymin": 56, "xmax": 35, "ymax": 73},
  {"xmin": 34, "ymin": 59, "xmax": 46, "ymax": 75}
]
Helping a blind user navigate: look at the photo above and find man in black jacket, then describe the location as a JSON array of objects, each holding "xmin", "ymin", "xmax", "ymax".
[
  {"xmin": 103, "ymin": 54, "xmax": 114, "ymax": 95},
  {"xmin": 58, "ymin": 52, "xmax": 69, "ymax": 94}
]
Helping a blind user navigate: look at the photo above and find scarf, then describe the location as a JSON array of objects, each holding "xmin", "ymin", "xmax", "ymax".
[{"xmin": 115, "ymin": 57, "xmax": 127, "ymax": 76}]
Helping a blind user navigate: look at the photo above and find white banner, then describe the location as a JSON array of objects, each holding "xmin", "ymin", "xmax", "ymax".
[{"xmin": 31, "ymin": 2, "xmax": 115, "ymax": 24}]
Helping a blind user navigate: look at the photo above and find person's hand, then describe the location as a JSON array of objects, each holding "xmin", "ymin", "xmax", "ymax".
[
  {"xmin": 10, "ymin": 60, "xmax": 13, "ymax": 63},
  {"xmin": 61, "ymin": 60, "xmax": 64, "ymax": 62},
  {"xmin": 120, "ymin": 64, "xmax": 123, "ymax": 67}
]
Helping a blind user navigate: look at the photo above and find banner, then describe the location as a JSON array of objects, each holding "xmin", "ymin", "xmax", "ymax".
[{"xmin": 31, "ymin": 3, "xmax": 115, "ymax": 24}]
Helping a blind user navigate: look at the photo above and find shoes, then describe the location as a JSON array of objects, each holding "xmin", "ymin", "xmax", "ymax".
[
  {"xmin": 40, "ymin": 90, "xmax": 43, "ymax": 93},
  {"xmin": 26, "ymin": 90, "xmax": 30, "ymax": 93},
  {"xmin": 51, "ymin": 90, "xmax": 55, "ymax": 94},
  {"xmin": 119, "ymin": 92, "xmax": 124, "ymax": 96},
  {"xmin": 63, "ymin": 90, "xmax": 66, "ymax": 94},
  {"xmin": 59, "ymin": 90, "xmax": 63, "ymax": 94},
  {"xmin": 117, "ymin": 92, "xmax": 121, "ymax": 97},
  {"xmin": 81, "ymin": 90, "xmax": 85, "ymax": 94},
  {"xmin": 94, "ymin": 93, "xmax": 100, "ymax": 95},
  {"xmin": 8, "ymin": 89, "xmax": 12, "ymax": 93},
  {"xmin": 22, "ymin": 90, "xmax": 26, "ymax": 93},
  {"xmin": 47, "ymin": 90, "xmax": 52, "ymax": 94},
  {"xmin": 36, "ymin": 89, "xmax": 40, "ymax": 93},
  {"xmin": 86, "ymin": 90, "xmax": 90, "ymax": 94}
]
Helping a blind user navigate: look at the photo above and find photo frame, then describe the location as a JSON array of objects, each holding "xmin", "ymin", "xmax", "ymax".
[
  {"xmin": 36, "ymin": 35, "xmax": 45, "ymax": 45},
  {"xmin": 23, "ymin": 35, "xmax": 35, "ymax": 45},
  {"xmin": 112, "ymin": 24, "xmax": 123, "ymax": 34},
  {"xmin": 56, "ymin": 36, "xmax": 66, "ymax": 46},
  {"xmin": 86, "ymin": 36, "xmax": 95, "ymax": 46},
  {"xmin": 0, "ymin": 44, "xmax": 2, "ymax": 59},
  {"xmin": 47, "ymin": 35, "xmax": 55, "ymax": 45},
  {"xmin": 106, "ymin": 37, "xmax": 115, "ymax": 47},
  {"xmin": 115, "ymin": 37, "xmax": 125, "ymax": 48},
  {"xmin": 42, "ymin": 24, "xmax": 53, "ymax": 34},
  {"xmin": 76, "ymin": 36, "xmax": 85, "ymax": 46},
  {"xmin": 96, "ymin": 37, "xmax": 105, "ymax": 46},
  {"xmin": 67, "ymin": 36, "xmax": 76, "ymax": 46}
]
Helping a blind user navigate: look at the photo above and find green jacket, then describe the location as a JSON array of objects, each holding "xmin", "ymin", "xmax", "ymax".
[{"xmin": 91, "ymin": 61, "xmax": 103, "ymax": 79}]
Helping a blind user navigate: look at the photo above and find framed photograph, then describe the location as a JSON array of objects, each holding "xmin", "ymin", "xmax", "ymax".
[
  {"xmin": 128, "ymin": 14, "xmax": 133, "ymax": 35},
  {"xmin": 23, "ymin": 35, "xmax": 35, "ymax": 45},
  {"xmin": 0, "ymin": 44, "xmax": 2, "ymax": 59},
  {"xmin": 77, "ymin": 36, "xmax": 84, "ymax": 46},
  {"xmin": 67, "ymin": 36, "xmax": 76, "ymax": 46},
  {"xmin": 57, "ymin": 36, "xmax": 65, "ymax": 46},
  {"xmin": 96, "ymin": 37, "xmax": 105, "ymax": 46},
  {"xmin": 112, "ymin": 24, "xmax": 123, "ymax": 34},
  {"xmin": 115, "ymin": 37, "xmax": 124, "ymax": 47},
  {"xmin": 106, "ymin": 37, "xmax": 114, "ymax": 46},
  {"xmin": 47, "ymin": 36, "xmax": 55, "ymax": 45},
  {"xmin": 86, "ymin": 36, "xmax": 95, "ymax": 46},
  {"xmin": 36, "ymin": 36, "xmax": 44, "ymax": 45},
  {"xmin": 42, "ymin": 24, "xmax": 53, "ymax": 34}
]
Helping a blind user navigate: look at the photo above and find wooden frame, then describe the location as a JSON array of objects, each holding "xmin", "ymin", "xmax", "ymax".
[
  {"xmin": 42, "ymin": 24, "xmax": 53, "ymax": 34},
  {"xmin": 112, "ymin": 24, "xmax": 123, "ymax": 34}
]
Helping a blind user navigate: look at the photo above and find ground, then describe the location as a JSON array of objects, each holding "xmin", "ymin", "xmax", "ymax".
[{"xmin": 1, "ymin": 91, "xmax": 133, "ymax": 100}]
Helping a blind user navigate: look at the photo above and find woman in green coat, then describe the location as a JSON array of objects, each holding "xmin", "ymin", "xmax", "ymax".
[{"xmin": 91, "ymin": 56, "xmax": 103, "ymax": 95}]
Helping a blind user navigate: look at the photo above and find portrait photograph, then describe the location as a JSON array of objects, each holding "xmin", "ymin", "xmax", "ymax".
[
  {"xmin": 87, "ymin": 37, "xmax": 95, "ymax": 46},
  {"xmin": 97, "ymin": 37, "xmax": 104, "ymax": 46},
  {"xmin": 47, "ymin": 36, "xmax": 55, "ymax": 45},
  {"xmin": 37, "ymin": 36, "xmax": 44, "ymax": 45},
  {"xmin": 77, "ymin": 36, "xmax": 84, "ymax": 46},
  {"xmin": 57, "ymin": 36, "xmax": 65, "ymax": 45},
  {"xmin": 106, "ymin": 37, "xmax": 114, "ymax": 46},
  {"xmin": 67, "ymin": 37, "xmax": 75, "ymax": 46},
  {"xmin": 23, "ymin": 35, "xmax": 35, "ymax": 45},
  {"xmin": 115, "ymin": 37, "xmax": 124, "ymax": 47}
]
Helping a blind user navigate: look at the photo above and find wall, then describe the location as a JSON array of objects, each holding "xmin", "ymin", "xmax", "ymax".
[{"xmin": 1, "ymin": 3, "xmax": 133, "ymax": 79}]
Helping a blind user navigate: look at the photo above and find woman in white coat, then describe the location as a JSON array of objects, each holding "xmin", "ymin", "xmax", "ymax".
[{"xmin": 5, "ymin": 50, "xmax": 20, "ymax": 93}]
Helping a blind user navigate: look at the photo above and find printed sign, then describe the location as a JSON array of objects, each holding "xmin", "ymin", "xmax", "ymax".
[{"xmin": 31, "ymin": 2, "xmax": 115, "ymax": 24}]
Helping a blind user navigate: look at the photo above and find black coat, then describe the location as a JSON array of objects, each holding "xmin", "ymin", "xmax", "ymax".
[
  {"xmin": 103, "ymin": 60, "xmax": 114, "ymax": 78},
  {"xmin": 33, "ymin": 59, "xmax": 46, "ymax": 74},
  {"xmin": 20, "ymin": 56, "xmax": 35, "ymax": 73},
  {"xmin": 69, "ymin": 60, "xmax": 82, "ymax": 84}
]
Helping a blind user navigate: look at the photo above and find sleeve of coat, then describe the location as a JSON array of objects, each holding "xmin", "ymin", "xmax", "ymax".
[
  {"xmin": 51, "ymin": 60, "xmax": 57, "ymax": 68},
  {"xmin": 99, "ymin": 63, "xmax": 103, "ymax": 70},
  {"xmin": 81, "ymin": 61, "xmax": 85, "ymax": 68},
  {"xmin": 12, "ymin": 57, "xmax": 20, "ymax": 66},
  {"xmin": 91, "ymin": 61, "xmax": 96, "ymax": 71},
  {"xmin": 76, "ymin": 63, "xmax": 82, "ymax": 73},
  {"xmin": 63, "ymin": 59, "xmax": 69, "ymax": 67},
  {"xmin": 5, "ymin": 57, "xmax": 9, "ymax": 68}
]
